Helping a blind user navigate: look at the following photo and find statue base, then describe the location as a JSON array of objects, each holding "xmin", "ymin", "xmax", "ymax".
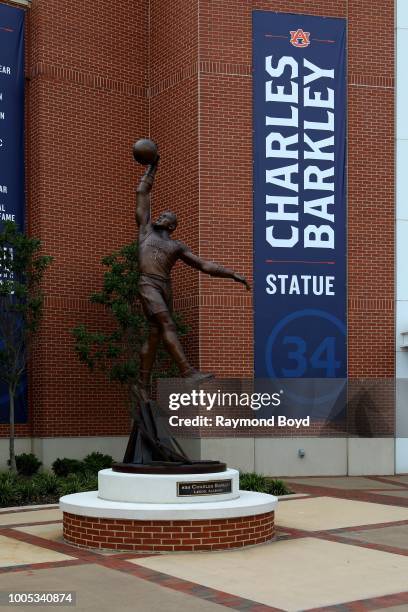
[
  {"xmin": 59, "ymin": 387, "xmax": 278, "ymax": 553},
  {"xmin": 99, "ymin": 468, "xmax": 239, "ymax": 503},
  {"xmin": 120, "ymin": 396, "xmax": 227, "ymax": 472},
  {"xmin": 112, "ymin": 460, "xmax": 227, "ymax": 474},
  {"xmin": 60, "ymin": 467, "xmax": 277, "ymax": 552}
]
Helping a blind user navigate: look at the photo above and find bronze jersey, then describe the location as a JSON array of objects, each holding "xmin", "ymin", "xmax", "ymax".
[{"xmin": 138, "ymin": 227, "xmax": 186, "ymax": 279}]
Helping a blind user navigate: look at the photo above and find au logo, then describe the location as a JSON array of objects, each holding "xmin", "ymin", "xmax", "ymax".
[{"xmin": 290, "ymin": 28, "xmax": 311, "ymax": 48}]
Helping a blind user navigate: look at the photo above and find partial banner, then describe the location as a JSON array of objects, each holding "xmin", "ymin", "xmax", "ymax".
[
  {"xmin": 253, "ymin": 12, "xmax": 347, "ymax": 383},
  {"xmin": 0, "ymin": 3, "xmax": 25, "ymax": 229},
  {"xmin": 0, "ymin": 3, "xmax": 26, "ymax": 424}
]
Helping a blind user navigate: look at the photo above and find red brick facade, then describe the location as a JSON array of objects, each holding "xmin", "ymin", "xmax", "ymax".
[
  {"xmin": 0, "ymin": 0, "xmax": 395, "ymax": 440},
  {"xmin": 63, "ymin": 510, "xmax": 275, "ymax": 552}
]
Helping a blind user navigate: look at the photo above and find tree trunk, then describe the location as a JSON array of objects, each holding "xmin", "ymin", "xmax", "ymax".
[{"xmin": 9, "ymin": 387, "xmax": 17, "ymax": 473}]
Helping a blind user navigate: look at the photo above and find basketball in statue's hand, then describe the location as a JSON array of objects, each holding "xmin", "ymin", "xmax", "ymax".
[{"xmin": 132, "ymin": 139, "xmax": 158, "ymax": 165}]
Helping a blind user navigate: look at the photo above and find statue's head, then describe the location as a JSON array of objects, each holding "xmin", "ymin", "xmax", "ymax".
[{"xmin": 154, "ymin": 211, "xmax": 178, "ymax": 233}]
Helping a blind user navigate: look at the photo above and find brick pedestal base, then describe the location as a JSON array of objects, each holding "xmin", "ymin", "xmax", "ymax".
[{"xmin": 63, "ymin": 511, "xmax": 275, "ymax": 552}]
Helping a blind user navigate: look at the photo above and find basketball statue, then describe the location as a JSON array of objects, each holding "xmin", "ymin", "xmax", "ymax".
[
  {"xmin": 134, "ymin": 138, "xmax": 250, "ymax": 393},
  {"xmin": 114, "ymin": 139, "xmax": 250, "ymax": 473}
]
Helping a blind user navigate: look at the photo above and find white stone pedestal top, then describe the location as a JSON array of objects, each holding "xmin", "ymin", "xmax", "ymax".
[
  {"xmin": 60, "ymin": 489, "xmax": 278, "ymax": 521},
  {"xmin": 98, "ymin": 468, "xmax": 239, "ymax": 504}
]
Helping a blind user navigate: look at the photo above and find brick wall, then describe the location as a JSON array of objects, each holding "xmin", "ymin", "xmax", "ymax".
[
  {"xmin": 63, "ymin": 510, "xmax": 275, "ymax": 552},
  {"xmin": 0, "ymin": 0, "xmax": 149, "ymax": 439},
  {"xmin": 0, "ymin": 0, "xmax": 395, "ymax": 440}
]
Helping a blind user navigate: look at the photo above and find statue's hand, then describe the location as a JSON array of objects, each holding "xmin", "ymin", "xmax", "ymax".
[{"xmin": 233, "ymin": 273, "xmax": 251, "ymax": 291}]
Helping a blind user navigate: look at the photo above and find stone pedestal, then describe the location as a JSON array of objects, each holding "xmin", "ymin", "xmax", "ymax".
[{"xmin": 60, "ymin": 468, "xmax": 277, "ymax": 552}]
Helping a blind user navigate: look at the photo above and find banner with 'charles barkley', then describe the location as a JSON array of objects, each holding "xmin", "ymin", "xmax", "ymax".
[{"xmin": 252, "ymin": 12, "xmax": 347, "ymax": 382}]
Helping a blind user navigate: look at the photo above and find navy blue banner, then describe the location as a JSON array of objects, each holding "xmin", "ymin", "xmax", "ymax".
[
  {"xmin": 0, "ymin": 4, "xmax": 26, "ymax": 424},
  {"xmin": 253, "ymin": 12, "xmax": 347, "ymax": 384}
]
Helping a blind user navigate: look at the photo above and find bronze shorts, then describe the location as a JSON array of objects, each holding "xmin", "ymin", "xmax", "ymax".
[{"xmin": 138, "ymin": 274, "xmax": 173, "ymax": 319}]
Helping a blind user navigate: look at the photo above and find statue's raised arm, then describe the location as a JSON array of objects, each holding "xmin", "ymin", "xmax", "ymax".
[{"xmin": 133, "ymin": 139, "xmax": 159, "ymax": 231}]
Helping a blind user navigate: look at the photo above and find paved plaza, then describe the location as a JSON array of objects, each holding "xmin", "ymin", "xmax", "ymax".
[{"xmin": 0, "ymin": 476, "xmax": 408, "ymax": 611}]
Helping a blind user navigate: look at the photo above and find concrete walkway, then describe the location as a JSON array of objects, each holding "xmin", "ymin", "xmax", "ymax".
[{"xmin": 0, "ymin": 475, "xmax": 407, "ymax": 611}]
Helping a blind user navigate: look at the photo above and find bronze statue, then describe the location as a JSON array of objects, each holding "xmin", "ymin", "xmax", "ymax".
[
  {"xmin": 134, "ymin": 139, "xmax": 250, "ymax": 394},
  {"xmin": 113, "ymin": 139, "xmax": 250, "ymax": 472}
]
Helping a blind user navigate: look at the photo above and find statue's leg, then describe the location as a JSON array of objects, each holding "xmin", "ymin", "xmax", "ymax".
[
  {"xmin": 139, "ymin": 323, "xmax": 160, "ymax": 389},
  {"xmin": 153, "ymin": 311, "xmax": 190, "ymax": 373},
  {"xmin": 154, "ymin": 311, "xmax": 213, "ymax": 380}
]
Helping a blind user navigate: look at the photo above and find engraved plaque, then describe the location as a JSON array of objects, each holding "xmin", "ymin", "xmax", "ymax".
[{"xmin": 177, "ymin": 479, "xmax": 232, "ymax": 497}]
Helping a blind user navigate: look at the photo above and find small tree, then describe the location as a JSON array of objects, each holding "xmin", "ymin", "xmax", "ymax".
[
  {"xmin": 72, "ymin": 241, "xmax": 188, "ymax": 414},
  {"xmin": 0, "ymin": 221, "xmax": 53, "ymax": 472}
]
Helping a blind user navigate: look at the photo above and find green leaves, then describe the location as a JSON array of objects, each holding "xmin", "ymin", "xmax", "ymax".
[
  {"xmin": 0, "ymin": 221, "xmax": 53, "ymax": 472},
  {"xmin": 0, "ymin": 221, "xmax": 53, "ymax": 388},
  {"xmin": 239, "ymin": 472, "xmax": 292, "ymax": 495},
  {"xmin": 72, "ymin": 240, "xmax": 188, "ymax": 392}
]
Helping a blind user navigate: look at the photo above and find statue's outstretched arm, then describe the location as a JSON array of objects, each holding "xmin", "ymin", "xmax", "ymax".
[
  {"xmin": 179, "ymin": 248, "xmax": 250, "ymax": 290},
  {"xmin": 135, "ymin": 158, "xmax": 159, "ymax": 227}
]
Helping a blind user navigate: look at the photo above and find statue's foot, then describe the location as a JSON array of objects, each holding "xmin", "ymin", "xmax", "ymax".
[{"xmin": 181, "ymin": 368, "xmax": 214, "ymax": 383}]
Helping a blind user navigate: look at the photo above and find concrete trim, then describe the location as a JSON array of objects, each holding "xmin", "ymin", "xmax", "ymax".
[
  {"xmin": 60, "ymin": 489, "xmax": 277, "ymax": 520},
  {"xmin": 348, "ymin": 438, "xmax": 395, "ymax": 475},
  {"xmin": 0, "ymin": 437, "xmax": 31, "ymax": 469},
  {"xmin": 98, "ymin": 468, "xmax": 240, "ymax": 504},
  {"xmin": 200, "ymin": 438, "xmax": 255, "ymax": 472},
  {"xmin": 254, "ymin": 438, "xmax": 348, "ymax": 476},
  {"xmin": 30, "ymin": 436, "xmax": 129, "ymax": 468},
  {"xmin": 0, "ymin": 436, "xmax": 397, "ymax": 475},
  {"xmin": 0, "ymin": 437, "xmax": 201, "ymax": 470}
]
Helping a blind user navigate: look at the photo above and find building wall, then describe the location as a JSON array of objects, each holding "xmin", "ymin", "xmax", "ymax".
[
  {"xmin": 162, "ymin": 0, "xmax": 395, "ymax": 473},
  {"xmin": 0, "ymin": 0, "xmax": 396, "ymax": 473},
  {"xmin": 0, "ymin": 0, "xmax": 149, "ymax": 445}
]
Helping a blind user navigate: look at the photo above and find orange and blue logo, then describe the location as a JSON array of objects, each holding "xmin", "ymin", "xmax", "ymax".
[{"xmin": 290, "ymin": 28, "xmax": 310, "ymax": 48}]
